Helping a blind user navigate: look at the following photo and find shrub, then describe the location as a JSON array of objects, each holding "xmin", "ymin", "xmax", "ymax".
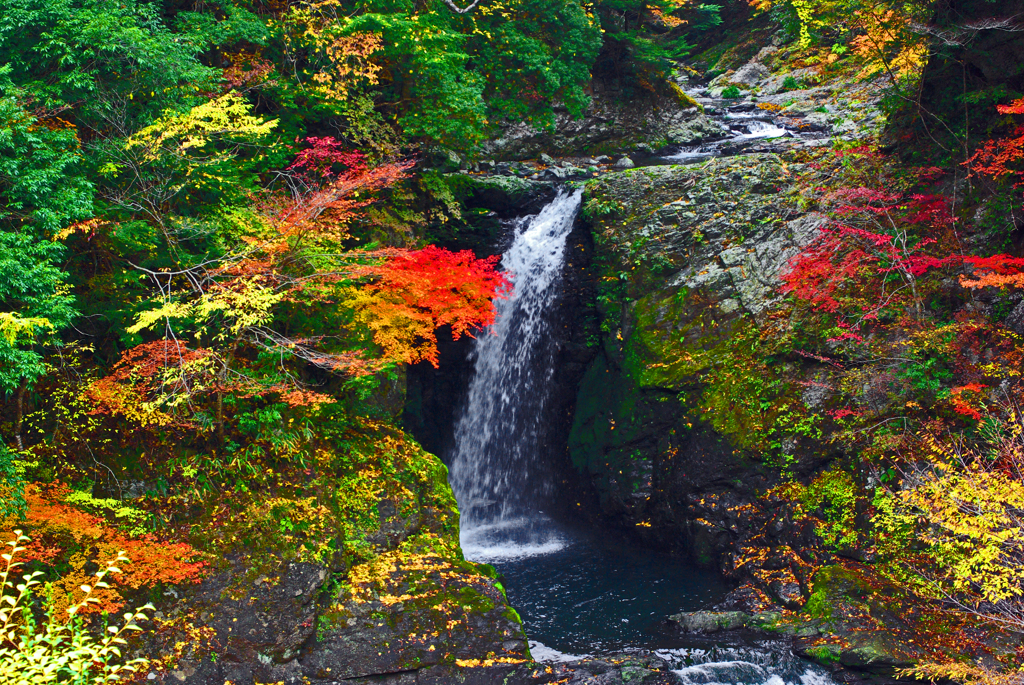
[
  {"xmin": 4, "ymin": 483, "xmax": 208, "ymax": 617},
  {"xmin": 721, "ymin": 85, "xmax": 742, "ymax": 99},
  {"xmin": 0, "ymin": 531, "xmax": 153, "ymax": 684}
]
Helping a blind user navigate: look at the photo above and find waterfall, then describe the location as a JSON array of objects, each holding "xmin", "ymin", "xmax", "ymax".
[{"xmin": 449, "ymin": 188, "xmax": 583, "ymax": 562}]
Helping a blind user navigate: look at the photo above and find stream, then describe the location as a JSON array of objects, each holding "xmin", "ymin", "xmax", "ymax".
[
  {"xmin": 659, "ymin": 84, "xmax": 833, "ymax": 164},
  {"xmin": 446, "ymin": 98, "xmax": 839, "ymax": 684}
]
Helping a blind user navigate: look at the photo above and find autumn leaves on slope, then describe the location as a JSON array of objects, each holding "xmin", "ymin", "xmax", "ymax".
[
  {"xmin": 751, "ymin": 102, "xmax": 1024, "ymax": 680},
  {"xmin": 0, "ymin": 98, "xmax": 509, "ymax": 674}
]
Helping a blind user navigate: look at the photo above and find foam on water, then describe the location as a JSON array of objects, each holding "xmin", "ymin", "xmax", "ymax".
[
  {"xmin": 443, "ymin": 143, "xmax": 838, "ymax": 685},
  {"xmin": 459, "ymin": 517, "xmax": 567, "ymax": 562},
  {"xmin": 672, "ymin": 660, "xmax": 768, "ymax": 685},
  {"xmin": 657, "ymin": 646, "xmax": 837, "ymax": 685},
  {"xmin": 529, "ymin": 641, "xmax": 589, "ymax": 663},
  {"xmin": 738, "ymin": 119, "xmax": 790, "ymax": 139},
  {"xmin": 660, "ymin": 119, "xmax": 790, "ymax": 164},
  {"xmin": 663, "ymin": 146, "xmax": 715, "ymax": 162}
]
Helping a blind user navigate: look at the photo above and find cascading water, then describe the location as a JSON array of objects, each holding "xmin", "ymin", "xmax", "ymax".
[
  {"xmin": 444, "ymin": 186, "xmax": 838, "ymax": 685},
  {"xmin": 449, "ymin": 188, "xmax": 583, "ymax": 562}
]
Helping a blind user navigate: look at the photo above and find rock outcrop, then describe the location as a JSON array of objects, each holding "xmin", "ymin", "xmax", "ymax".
[
  {"xmin": 479, "ymin": 86, "xmax": 721, "ymax": 160},
  {"xmin": 569, "ymin": 155, "xmax": 832, "ymax": 542},
  {"xmin": 138, "ymin": 425, "xmax": 531, "ymax": 685}
]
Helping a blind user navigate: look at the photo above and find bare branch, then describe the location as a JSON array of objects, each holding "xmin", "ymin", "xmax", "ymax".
[
  {"xmin": 911, "ymin": 14, "xmax": 1024, "ymax": 46},
  {"xmin": 439, "ymin": 0, "xmax": 485, "ymax": 13}
]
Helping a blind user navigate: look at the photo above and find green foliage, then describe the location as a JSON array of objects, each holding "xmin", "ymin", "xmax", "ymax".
[
  {"xmin": 805, "ymin": 644, "xmax": 841, "ymax": 664},
  {"xmin": 0, "ymin": 0, "xmax": 217, "ymax": 130},
  {"xmin": 0, "ymin": 444, "xmax": 25, "ymax": 519},
  {"xmin": 471, "ymin": 0, "xmax": 602, "ymax": 123},
  {"xmin": 691, "ymin": 4, "xmax": 724, "ymax": 32},
  {"xmin": 581, "ymin": 195, "xmax": 624, "ymax": 221},
  {"xmin": 118, "ymin": 92, "xmax": 281, "ymax": 213},
  {"xmin": 63, "ymin": 489, "xmax": 150, "ymax": 536},
  {"xmin": 803, "ymin": 585, "xmax": 834, "ymax": 620},
  {"xmin": 802, "ymin": 466, "xmax": 858, "ymax": 549},
  {"xmin": 0, "ymin": 231, "xmax": 76, "ymax": 393},
  {"xmin": 721, "ymin": 85, "xmax": 742, "ymax": 99},
  {"xmin": 0, "ymin": 93, "xmax": 93, "ymax": 235},
  {"xmin": 338, "ymin": 0, "xmax": 600, "ymax": 149}
]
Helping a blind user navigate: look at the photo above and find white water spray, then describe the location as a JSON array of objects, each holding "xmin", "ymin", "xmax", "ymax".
[
  {"xmin": 449, "ymin": 188, "xmax": 583, "ymax": 562},
  {"xmin": 738, "ymin": 119, "xmax": 790, "ymax": 140}
]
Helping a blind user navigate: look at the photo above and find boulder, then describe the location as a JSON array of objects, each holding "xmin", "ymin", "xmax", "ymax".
[
  {"xmin": 731, "ymin": 61, "xmax": 770, "ymax": 86},
  {"xmin": 426, "ymin": 147, "xmax": 462, "ymax": 172},
  {"xmin": 667, "ymin": 610, "xmax": 751, "ymax": 633},
  {"xmin": 666, "ymin": 112, "xmax": 729, "ymax": 145}
]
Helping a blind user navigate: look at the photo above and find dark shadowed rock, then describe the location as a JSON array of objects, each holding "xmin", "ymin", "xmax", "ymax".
[
  {"xmin": 667, "ymin": 610, "xmax": 750, "ymax": 632},
  {"xmin": 768, "ymin": 578, "xmax": 805, "ymax": 610}
]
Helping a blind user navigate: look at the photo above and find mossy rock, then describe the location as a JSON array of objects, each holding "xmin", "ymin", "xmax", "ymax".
[
  {"xmin": 144, "ymin": 423, "xmax": 529, "ymax": 684},
  {"xmin": 444, "ymin": 173, "xmax": 553, "ymax": 217},
  {"xmin": 668, "ymin": 81, "xmax": 703, "ymax": 111}
]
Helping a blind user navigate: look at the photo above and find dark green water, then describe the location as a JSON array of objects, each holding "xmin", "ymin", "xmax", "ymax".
[{"xmin": 494, "ymin": 529, "xmax": 728, "ymax": 654}]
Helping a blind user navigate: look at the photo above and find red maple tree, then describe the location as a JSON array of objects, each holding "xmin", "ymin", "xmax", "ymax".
[{"xmin": 967, "ymin": 98, "xmax": 1024, "ymax": 190}]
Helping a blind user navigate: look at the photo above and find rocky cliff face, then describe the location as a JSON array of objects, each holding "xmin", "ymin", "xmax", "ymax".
[
  {"xmin": 554, "ymin": 38, "xmax": 1024, "ymax": 676},
  {"xmin": 569, "ymin": 154, "xmax": 833, "ymax": 579},
  {"xmin": 400, "ymin": 48, "xmax": 905, "ymax": 669}
]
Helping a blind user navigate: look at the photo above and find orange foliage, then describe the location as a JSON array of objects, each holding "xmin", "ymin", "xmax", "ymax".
[
  {"xmin": 120, "ymin": 144, "xmax": 507, "ymax": 417},
  {"xmin": 958, "ymin": 255, "xmax": 1024, "ymax": 290},
  {"xmin": 85, "ymin": 341, "xmax": 214, "ymax": 427},
  {"xmin": 222, "ymin": 51, "xmax": 277, "ymax": 92},
  {"xmin": 2, "ymin": 484, "xmax": 208, "ymax": 615},
  {"xmin": 347, "ymin": 246, "xmax": 511, "ymax": 366},
  {"xmin": 648, "ymin": 7, "xmax": 686, "ymax": 27},
  {"xmin": 960, "ymin": 272, "xmax": 1024, "ymax": 290},
  {"xmin": 948, "ymin": 383, "xmax": 988, "ymax": 420},
  {"xmin": 262, "ymin": 157, "xmax": 414, "ymax": 247}
]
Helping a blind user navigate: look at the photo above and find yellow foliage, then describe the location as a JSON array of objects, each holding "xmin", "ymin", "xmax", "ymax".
[
  {"xmin": 196, "ymin": 280, "xmax": 285, "ymax": 337},
  {"xmin": 344, "ymin": 285, "xmax": 437, "ymax": 366},
  {"xmin": 903, "ymin": 437, "xmax": 1024, "ymax": 603},
  {"xmin": 282, "ymin": 2, "xmax": 382, "ymax": 102},
  {"xmin": 53, "ymin": 218, "xmax": 105, "ymax": 241},
  {"xmin": 0, "ymin": 532, "xmax": 153, "ymax": 685},
  {"xmin": 85, "ymin": 375, "xmax": 176, "ymax": 427},
  {"xmin": 850, "ymin": 9, "xmax": 927, "ymax": 80},
  {"xmin": 126, "ymin": 300, "xmax": 193, "ymax": 336},
  {"xmin": 902, "ymin": 662, "xmax": 1024, "ymax": 685},
  {"xmin": 745, "ymin": 0, "xmax": 927, "ymax": 81},
  {"xmin": 127, "ymin": 92, "xmax": 278, "ymax": 162},
  {"xmin": 875, "ymin": 414, "xmax": 1024, "ymax": 626},
  {"xmin": 129, "ymin": 278, "xmax": 284, "ymax": 340},
  {"xmin": 0, "ymin": 312, "xmax": 52, "ymax": 345}
]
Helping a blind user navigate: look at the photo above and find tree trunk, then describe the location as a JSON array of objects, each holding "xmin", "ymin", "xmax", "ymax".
[{"xmin": 13, "ymin": 379, "xmax": 26, "ymax": 451}]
